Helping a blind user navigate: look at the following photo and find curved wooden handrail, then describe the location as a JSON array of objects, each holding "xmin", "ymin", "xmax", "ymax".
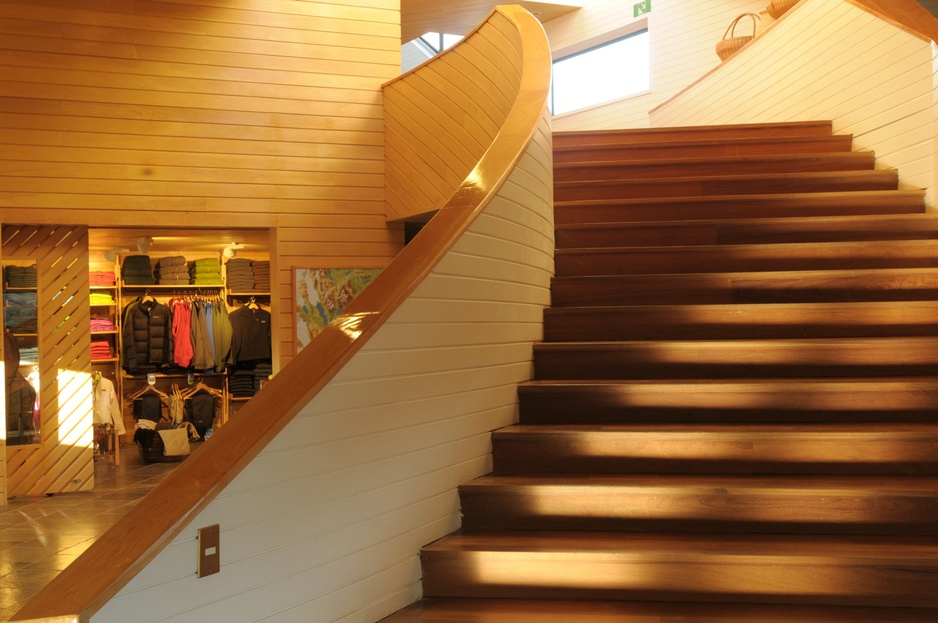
[
  {"xmin": 848, "ymin": 0, "xmax": 938, "ymax": 45},
  {"xmin": 11, "ymin": 5, "xmax": 551, "ymax": 622}
]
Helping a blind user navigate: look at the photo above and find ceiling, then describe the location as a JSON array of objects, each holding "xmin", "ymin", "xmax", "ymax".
[{"xmin": 400, "ymin": 0, "xmax": 581, "ymax": 43}]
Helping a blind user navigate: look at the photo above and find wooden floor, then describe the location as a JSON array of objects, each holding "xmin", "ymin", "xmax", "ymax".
[
  {"xmin": 379, "ymin": 121, "xmax": 938, "ymax": 621},
  {"xmin": 0, "ymin": 447, "xmax": 181, "ymax": 621}
]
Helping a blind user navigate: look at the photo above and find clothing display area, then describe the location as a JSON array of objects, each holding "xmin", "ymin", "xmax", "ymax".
[{"xmin": 85, "ymin": 233, "xmax": 273, "ymax": 464}]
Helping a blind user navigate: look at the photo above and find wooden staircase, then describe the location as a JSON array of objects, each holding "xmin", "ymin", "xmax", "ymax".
[{"xmin": 381, "ymin": 121, "xmax": 938, "ymax": 621}]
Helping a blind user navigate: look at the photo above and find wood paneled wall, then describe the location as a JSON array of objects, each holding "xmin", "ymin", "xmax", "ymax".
[
  {"xmin": 2, "ymin": 225, "xmax": 93, "ymax": 498},
  {"xmin": 649, "ymin": 0, "xmax": 936, "ymax": 207},
  {"xmin": 384, "ymin": 9, "xmax": 523, "ymax": 221},
  {"xmin": 58, "ymin": 7, "xmax": 554, "ymax": 622},
  {"xmin": 0, "ymin": 0, "xmax": 404, "ymax": 364},
  {"xmin": 544, "ymin": 0, "xmax": 766, "ymax": 131}
]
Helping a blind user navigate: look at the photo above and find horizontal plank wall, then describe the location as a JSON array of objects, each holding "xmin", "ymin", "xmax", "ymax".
[
  {"xmin": 0, "ymin": 0, "xmax": 404, "ymax": 364},
  {"xmin": 544, "ymin": 0, "xmax": 766, "ymax": 131},
  {"xmin": 649, "ymin": 0, "xmax": 936, "ymax": 208},
  {"xmin": 2, "ymin": 225, "xmax": 93, "ymax": 497},
  {"xmin": 88, "ymin": 85, "xmax": 554, "ymax": 623},
  {"xmin": 384, "ymin": 9, "xmax": 522, "ymax": 221},
  {"xmin": 72, "ymin": 6, "xmax": 555, "ymax": 620}
]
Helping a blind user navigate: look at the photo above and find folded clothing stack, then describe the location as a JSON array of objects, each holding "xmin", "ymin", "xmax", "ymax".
[
  {"xmin": 189, "ymin": 257, "xmax": 223, "ymax": 286},
  {"xmin": 5, "ymin": 265, "xmax": 37, "ymax": 288},
  {"xmin": 121, "ymin": 255, "xmax": 154, "ymax": 285},
  {"xmin": 224, "ymin": 258, "xmax": 254, "ymax": 292},
  {"xmin": 91, "ymin": 339, "xmax": 112, "ymax": 360},
  {"xmin": 252, "ymin": 361, "xmax": 273, "ymax": 394},
  {"xmin": 89, "ymin": 291, "xmax": 116, "ymax": 306},
  {"xmin": 227, "ymin": 369, "xmax": 256, "ymax": 398},
  {"xmin": 4, "ymin": 291, "xmax": 37, "ymax": 333},
  {"xmin": 251, "ymin": 260, "xmax": 270, "ymax": 292},
  {"xmin": 90, "ymin": 317, "xmax": 116, "ymax": 332},
  {"xmin": 89, "ymin": 270, "xmax": 116, "ymax": 287},
  {"xmin": 155, "ymin": 256, "xmax": 189, "ymax": 285}
]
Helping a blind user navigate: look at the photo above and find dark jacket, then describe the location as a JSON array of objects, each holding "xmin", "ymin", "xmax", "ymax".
[{"xmin": 122, "ymin": 298, "xmax": 174, "ymax": 373}]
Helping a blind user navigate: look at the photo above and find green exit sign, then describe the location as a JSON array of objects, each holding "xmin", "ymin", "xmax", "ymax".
[{"xmin": 634, "ymin": 0, "xmax": 651, "ymax": 17}]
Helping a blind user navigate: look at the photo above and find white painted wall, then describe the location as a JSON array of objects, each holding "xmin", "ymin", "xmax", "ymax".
[
  {"xmin": 649, "ymin": 0, "xmax": 936, "ymax": 207},
  {"xmin": 401, "ymin": 39, "xmax": 433, "ymax": 73},
  {"xmin": 89, "ymin": 109, "xmax": 554, "ymax": 623},
  {"xmin": 544, "ymin": 0, "xmax": 767, "ymax": 130}
]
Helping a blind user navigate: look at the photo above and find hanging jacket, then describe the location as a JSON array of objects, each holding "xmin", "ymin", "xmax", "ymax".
[
  {"xmin": 228, "ymin": 305, "xmax": 271, "ymax": 364},
  {"xmin": 212, "ymin": 301, "xmax": 232, "ymax": 372},
  {"xmin": 122, "ymin": 298, "xmax": 174, "ymax": 373}
]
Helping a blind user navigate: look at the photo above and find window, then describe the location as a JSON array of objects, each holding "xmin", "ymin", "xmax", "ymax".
[
  {"xmin": 550, "ymin": 29, "xmax": 650, "ymax": 116},
  {"xmin": 418, "ymin": 32, "xmax": 463, "ymax": 54}
]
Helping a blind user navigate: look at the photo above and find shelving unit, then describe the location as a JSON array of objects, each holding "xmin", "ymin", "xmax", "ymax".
[
  {"xmin": 89, "ymin": 275, "xmax": 121, "ymax": 463},
  {"xmin": 84, "ymin": 244, "xmax": 273, "ymax": 455}
]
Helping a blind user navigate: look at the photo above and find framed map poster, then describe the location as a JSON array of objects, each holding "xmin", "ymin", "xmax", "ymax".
[{"xmin": 294, "ymin": 267, "xmax": 381, "ymax": 353}]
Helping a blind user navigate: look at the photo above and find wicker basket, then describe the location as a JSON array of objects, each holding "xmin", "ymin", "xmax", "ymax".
[
  {"xmin": 716, "ymin": 13, "xmax": 760, "ymax": 61},
  {"xmin": 767, "ymin": 0, "xmax": 799, "ymax": 19}
]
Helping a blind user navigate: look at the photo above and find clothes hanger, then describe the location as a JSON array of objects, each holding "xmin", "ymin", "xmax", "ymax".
[
  {"xmin": 181, "ymin": 380, "xmax": 224, "ymax": 399},
  {"xmin": 127, "ymin": 383, "xmax": 169, "ymax": 400}
]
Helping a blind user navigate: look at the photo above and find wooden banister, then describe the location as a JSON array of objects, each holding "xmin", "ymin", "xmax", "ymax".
[
  {"xmin": 848, "ymin": 0, "xmax": 938, "ymax": 45},
  {"xmin": 10, "ymin": 5, "xmax": 551, "ymax": 622}
]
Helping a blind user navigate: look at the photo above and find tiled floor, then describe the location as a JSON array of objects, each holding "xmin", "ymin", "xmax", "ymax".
[{"xmin": 0, "ymin": 446, "xmax": 182, "ymax": 620}]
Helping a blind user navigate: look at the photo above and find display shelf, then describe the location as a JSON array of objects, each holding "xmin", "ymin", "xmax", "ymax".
[
  {"xmin": 122, "ymin": 283, "xmax": 224, "ymax": 290},
  {"xmin": 92, "ymin": 357, "xmax": 119, "ymax": 363}
]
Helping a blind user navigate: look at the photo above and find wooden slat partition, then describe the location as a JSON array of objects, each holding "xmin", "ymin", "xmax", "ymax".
[
  {"xmin": 10, "ymin": 5, "xmax": 552, "ymax": 622},
  {"xmin": 3, "ymin": 225, "xmax": 94, "ymax": 498}
]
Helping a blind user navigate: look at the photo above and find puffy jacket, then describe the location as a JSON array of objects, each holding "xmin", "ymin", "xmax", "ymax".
[{"xmin": 122, "ymin": 298, "xmax": 173, "ymax": 373}]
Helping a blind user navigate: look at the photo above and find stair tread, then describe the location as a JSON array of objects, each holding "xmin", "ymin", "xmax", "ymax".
[
  {"xmin": 425, "ymin": 531, "xmax": 938, "ymax": 559},
  {"xmin": 536, "ymin": 336, "xmax": 938, "ymax": 348},
  {"xmin": 554, "ymin": 132, "xmax": 851, "ymax": 153},
  {"xmin": 465, "ymin": 474, "xmax": 938, "ymax": 492},
  {"xmin": 382, "ymin": 598, "xmax": 938, "ymax": 623},
  {"xmin": 554, "ymin": 189, "xmax": 923, "ymax": 209},
  {"xmin": 556, "ymin": 212, "xmax": 938, "ymax": 231},
  {"xmin": 552, "ymin": 120, "xmax": 835, "ymax": 146},
  {"xmin": 559, "ymin": 238, "xmax": 938, "ymax": 253},
  {"xmin": 554, "ymin": 168, "xmax": 896, "ymax": 187},
  {"xmin": 497, "ymin": 422, "xmax": 938, "ymax": 435},
  {"xmin": 552, "ymin": 265, "xmax": 938, "ymax": 282},
  {"xmin": 553, "ymin": 153, "xmax": 875, "ymax": 183},
  {"xmin": 554, "ymin": 151, "xmax": 874, "ymax": 170}
]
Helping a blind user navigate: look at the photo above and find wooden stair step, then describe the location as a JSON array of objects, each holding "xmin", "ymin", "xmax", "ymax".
[
  {"xmin": 420, "ymin": 531, "xmax": 938, "ymax": 607},
  {"xmin": 553, "ymin": 134, "xmax": 855, "ymax": 164},
  {"xmin": 543, "ymin": 300, "xmax": 938, "ymax": 341},
  {"xmin": 516, "ymin": 378, "xmax": 938, "ymax": 424},
  {"xmin": 555, "ymin": 213, "xmax": 938, "ymax": 249},
  {"xmin": 492, "ymin": 423, "xmax": 938, "ymax": 476},
  {"xmin": 458, "ymin": 474, "xmax": 938, "ymax": 535},
  {"xmin": 532, "ymin": 337, "xmax": 938, "ymax": 380},
  {"xmin": 555, "ymin": 239, "xmax": 938, "ymax": 277},
  {"xmin": 552, "ymin": 120, "xmax": 835, "ymax": 149},
  {"xmin": 553, "ymin": 170, "xmax": 899, "ymax": 202},
  {"xmin": 553, "ymin": 152, "xmax": 875, "ymax": 183},
  {"xmin": 380, "ymin": 598, "xmax": 938, "ymax": 623},
  {"xmin": 551, "ymin": 268, "xmax": 938, "ymax": 306},
  {"xmin": 554, "ymin": 190, "xmax": 924, "ymax": 225}
]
